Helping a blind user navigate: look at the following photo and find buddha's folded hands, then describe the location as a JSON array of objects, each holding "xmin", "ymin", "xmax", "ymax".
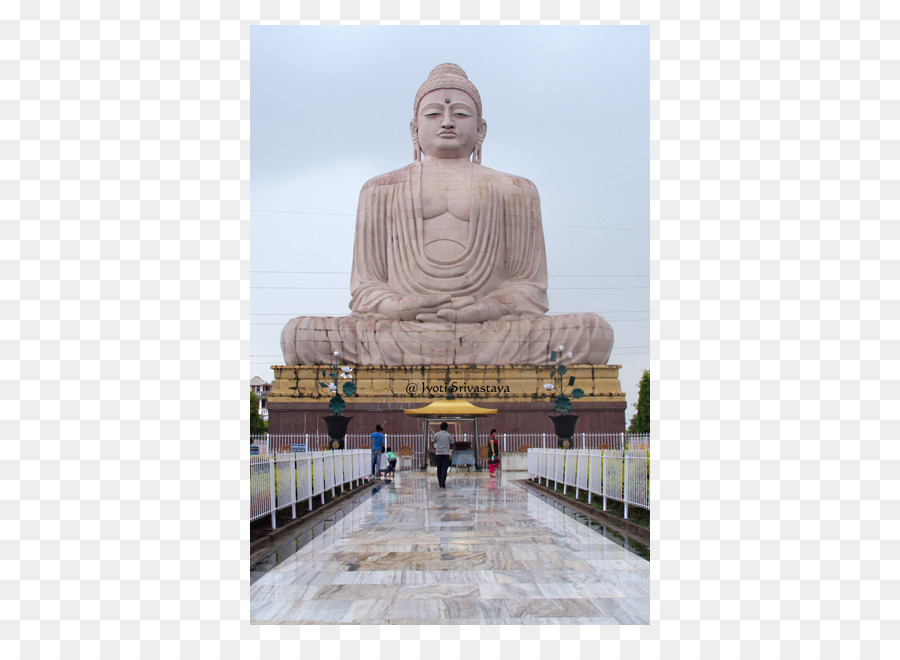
[{"xmin": 377, "ymin": 294, "xmax": 453, "ymax": 321}]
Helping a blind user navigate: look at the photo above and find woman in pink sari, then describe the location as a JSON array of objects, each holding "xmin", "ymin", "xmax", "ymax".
[{"xmin": 487, "ymin": 429, "xmax": 500, "ymax": 477}]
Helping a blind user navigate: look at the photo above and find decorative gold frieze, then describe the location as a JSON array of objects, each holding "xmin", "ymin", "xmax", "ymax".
[{"xmin": 269, "ymin": 364, "xmax": 624, "ymax": 404}]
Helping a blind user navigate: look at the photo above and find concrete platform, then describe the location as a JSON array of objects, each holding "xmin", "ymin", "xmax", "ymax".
[{"xmin": 250, "ymin": 470, "xmax": 649, "ymax": 625}]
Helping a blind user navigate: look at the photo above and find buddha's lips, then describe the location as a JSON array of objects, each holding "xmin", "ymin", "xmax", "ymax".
[{"xmin": 438, "ymin": 132, "xmax": 457, "ymax": 137}]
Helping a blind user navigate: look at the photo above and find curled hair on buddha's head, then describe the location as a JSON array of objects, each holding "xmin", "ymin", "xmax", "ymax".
[{"xmin": 414, "ymin": 63, "xmax": 482, "ymax": 119}]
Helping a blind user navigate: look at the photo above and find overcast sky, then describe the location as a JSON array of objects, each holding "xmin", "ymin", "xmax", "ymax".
[{"xmin": 250, "ymin": 25, "xmax": 649, "ymax": 414}]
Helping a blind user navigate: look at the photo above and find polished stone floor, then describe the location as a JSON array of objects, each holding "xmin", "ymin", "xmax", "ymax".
[{"xmin": 250, "ymin": 470, "xmax": 650, "ymax": 625}]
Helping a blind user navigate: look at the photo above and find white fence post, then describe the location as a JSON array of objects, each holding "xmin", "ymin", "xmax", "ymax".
[
  {"xmin": 331, "ymin": 450, "xmax": 338, "ymax": 496},
  {"xmin": 308, "ymin": 456, "xmax": 313, "ymax": 511},
  {"xmin": 602, "ymin": 451, "xmax": 607, "ymax": 511},
  {"xmin": 268, "ymin": 455, "xmax": 277, "ymax": 529},
  {"xmin": 575, "ymin": 449, "xmax": 588, "ymax": 501},
  {"xmin": 290, "ymin": 454, "xmax": 297, "ymax": 519},
  {"xmin": 544, "ymin": 449, "xmax": 550, "ymax": 487},
  {"xmin": 588, "ymin": 449, "xmax": 601, "ymax": 504},
  {"xmin": 574, "ymin": 450, "xmax": 580, "ymax": 500},
  {"xmin": 321, "ymin": 454, "xmax": 326, "ymax": 505},
  {"xmin": 624, "ymin": 452, "xmax": 629, "ymax": 519}
]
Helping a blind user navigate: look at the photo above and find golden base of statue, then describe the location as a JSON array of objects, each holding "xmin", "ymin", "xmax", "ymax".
[
  {"xmin": 266, "ymin": 363, "xmax": 627, "ymax": 438},
  {"xmin": 269, "ymin": 363, "xmax": 624, "ymax": 402}
]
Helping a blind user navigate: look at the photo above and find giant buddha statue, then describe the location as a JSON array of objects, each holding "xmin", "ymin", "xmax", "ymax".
[{"xmin": 281, "ymin": 63, "xmax": 614, "ymax": 366}]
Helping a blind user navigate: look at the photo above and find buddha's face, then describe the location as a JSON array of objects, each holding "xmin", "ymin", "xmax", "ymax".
[{"xmin": 413, "ymin": 88, "xmax": 486, "ymax": 160}]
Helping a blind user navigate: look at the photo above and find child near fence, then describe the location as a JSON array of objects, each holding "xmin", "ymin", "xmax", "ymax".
[{"xmin": 384, "ymin": 447, "xmax": 397, "ymax": 478}]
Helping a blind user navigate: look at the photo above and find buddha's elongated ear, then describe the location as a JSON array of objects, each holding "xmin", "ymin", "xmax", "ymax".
[
  {"xmin": 410, "ymin": 118, "xmax": 421, "ymax": 161},
  {"xmin": 473, "ymin": 118, "xmax": 487, "ymax": 164}
]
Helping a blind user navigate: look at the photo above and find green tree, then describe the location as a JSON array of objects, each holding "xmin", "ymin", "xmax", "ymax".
[
  {"xmin": 250, "ymin": 390, "xmax": 267, "ymax": 436},
  {"xmin": 627, "ymin": 369, "xmax": 650, "ymax": 434}
]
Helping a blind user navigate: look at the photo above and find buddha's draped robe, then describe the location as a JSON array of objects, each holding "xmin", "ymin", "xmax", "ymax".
[{"xmin": 281, "ymin": 162, "xmax": 614, "ymax": 366}]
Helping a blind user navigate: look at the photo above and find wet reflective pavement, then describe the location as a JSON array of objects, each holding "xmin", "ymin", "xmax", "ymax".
[
  {"xmin": 250, "ymin": 471, "xmax": 650, "ymax": 625},
  {"xmin": 251, "ymin": 486, "xmax": 380, "ymax": 586}
]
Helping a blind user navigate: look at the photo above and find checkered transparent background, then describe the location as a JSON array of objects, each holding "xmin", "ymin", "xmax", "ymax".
[{"xmin": 0, "ymin": 1, "xmax": 896, "ymax": 658}]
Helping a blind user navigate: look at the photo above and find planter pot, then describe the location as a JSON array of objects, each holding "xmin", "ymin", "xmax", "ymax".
[
  {"xmin": 550, "ymin": 414, "xmax": 579, "ymax": 449},
  {"xmin": 323, "ymin": 415, "xmax": 352, "ymax": 450}
]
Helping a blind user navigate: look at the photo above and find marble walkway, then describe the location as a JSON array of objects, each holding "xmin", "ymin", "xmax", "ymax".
[{"xmin": 250, "ymin": 470, "xmax": 650, "ymax": 625}]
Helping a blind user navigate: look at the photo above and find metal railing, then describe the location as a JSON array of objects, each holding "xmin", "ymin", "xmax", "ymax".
[
  {"xmin": 250, "ymin": 449, "xmax": 368, "ymax": 529},
  {"xmin": 487, "ymin": 432, "xmax": 650, "ymax": 452},
  {"xmin": 250, "ymin": 432, "xmax": 650, "ymax": 454},
  {"xmin": 527, "ymin": 448, "xmax": 650, "ymax": 518},
  {"xmin": 251, "ymin": 433, "xmax": 426, "ymax": 454}
]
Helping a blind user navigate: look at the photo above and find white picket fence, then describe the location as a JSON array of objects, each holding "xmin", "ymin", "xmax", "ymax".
[
  {"xmin": 251, "ymin": 433, "xmax": 426, "ymax": 454},
  {"xmin": 250, "ymin": 432, "xmax": 650, "ymax": 454},
  {"xmin": 250, "ymin": 449, "xmax": 369, "ymax": 529},
  {"xmin": 527, "ymin": 448, "xmax": 650, "ymax": 519},
  {"xmin": 493, "ymin": 432, "xmax": 650, "ymax": 452}
]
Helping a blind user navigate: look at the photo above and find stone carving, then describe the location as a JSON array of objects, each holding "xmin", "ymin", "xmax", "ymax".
[{"xmin": 281, "ymin": 63, "xmax": 613, "ymax": 366}]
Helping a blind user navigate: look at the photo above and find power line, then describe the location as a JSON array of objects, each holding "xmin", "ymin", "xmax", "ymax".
[
  {"xmin": 252, "ymin": 319, "xmax": 649, "ymax": 326},
  {"xmin": 252, "ymin": 270, "xmax": 352, "ymax": 275},
  {"xmin": 553, "ymin": 274, "xmax": 649, "ymax": 278},
  {"xmin": 251, "ymin": 269, "xmax": 649, "ymax": 278},
  {"xmin": 254, "ymin": 348, "xmax": 650, "ymax": 356},
  {"xmin": 253, "ymin": 209, "xmax": 355, "ymax": 217},
  {"xmin": 251, "ymin": 309, "xmax": 649, "ymax": 315},
  {"xmin": 251, "ymin": 209, "xmax": 647, "ymax": 232},
  {"xmin": 251, "ymin": 285, "xmax": 649, "ymax": 290},
  {"xmin": 252, "ymin": 314, "xmax": 648, "ymax": 320},
  {"xmin": 544, "ymin": 223, "xmax": 647, "ymax": 232}
]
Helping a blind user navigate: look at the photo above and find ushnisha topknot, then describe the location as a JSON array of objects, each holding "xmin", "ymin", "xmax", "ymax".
[{"xmin": 413, "ymin": 63, "xmax": 482, "ymax": 118}]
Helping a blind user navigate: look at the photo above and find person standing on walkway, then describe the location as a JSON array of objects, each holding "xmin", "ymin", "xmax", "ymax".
[
  {"xmin": 487, "ymin": 428, "xmax": 501, "ymax": 477},
  {"xmin": 370, "ymin": 421, "xmax": 387, "ymax": 480},
  {"xmin": 431, "ymin": 422, "xmax": 453, "ymax": 488}
]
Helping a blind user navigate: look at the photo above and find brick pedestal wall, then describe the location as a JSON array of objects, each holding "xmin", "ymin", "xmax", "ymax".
[{"xmin": 268, "ymin": 399, "xmax": 626, "ymax": 437}]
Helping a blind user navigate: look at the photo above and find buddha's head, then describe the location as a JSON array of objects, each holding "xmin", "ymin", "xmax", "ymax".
[{"xmin": 411, "ymin": 63, "xmax": 488, "ymax": 163}]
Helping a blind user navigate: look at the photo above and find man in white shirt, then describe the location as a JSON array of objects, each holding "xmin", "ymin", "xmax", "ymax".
[{"xmin": 431, "ymin": 422, "xmax": 453, "ymax": 489}]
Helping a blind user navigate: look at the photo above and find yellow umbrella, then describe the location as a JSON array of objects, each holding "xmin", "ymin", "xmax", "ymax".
[
  {"xmin": 403, "ymin": 399, "xmax": 498, "ymax": 416},
  {"xmin": 404, "ymin": 399, "xmax": 497, "ymax": 471}
]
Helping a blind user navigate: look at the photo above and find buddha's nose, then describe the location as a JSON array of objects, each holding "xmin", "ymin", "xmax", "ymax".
[{"xmin": 441, "ymin": 113, "xmax": 455, "ymax": 128}]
